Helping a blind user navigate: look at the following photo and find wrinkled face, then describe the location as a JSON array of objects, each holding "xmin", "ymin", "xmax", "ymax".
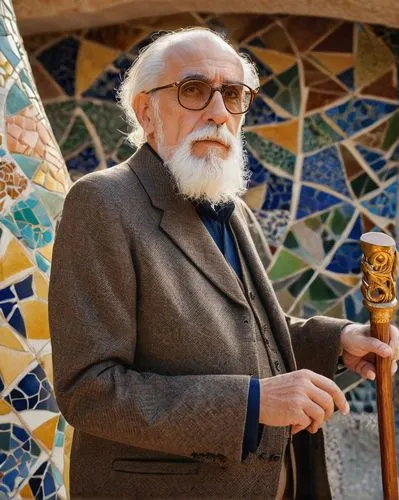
[{"xmin": 141, "ymin": 36, "xmax": 245, "ymax": 159}]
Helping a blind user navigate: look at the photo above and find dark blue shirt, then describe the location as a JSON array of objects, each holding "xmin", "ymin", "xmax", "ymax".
[{"xmin": 195, "ymin": 201, "xmax": 260, "ymax": 459}]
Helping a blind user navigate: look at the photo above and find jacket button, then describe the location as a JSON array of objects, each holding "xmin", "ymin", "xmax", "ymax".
[
  {"xmin": 269, "ymin": 453, "xmax": 281, "ymax": 462},
  {"xmin": 249, "ymin": 292, "xmax": 255, "ymax": 300},
  {"xmin": 274, "ymin": 360, "xmax": 281, "ymax": 372}
]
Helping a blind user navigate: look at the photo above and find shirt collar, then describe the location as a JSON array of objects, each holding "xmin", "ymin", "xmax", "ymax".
[{"xmin": 195, "ymin": 200, "xmax": 235, "ymax": 223}]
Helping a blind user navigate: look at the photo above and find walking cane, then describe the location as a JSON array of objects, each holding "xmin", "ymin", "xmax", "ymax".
[{"xmin": 360, "ymin": 232, "xmax": 398, "ymax": 499}]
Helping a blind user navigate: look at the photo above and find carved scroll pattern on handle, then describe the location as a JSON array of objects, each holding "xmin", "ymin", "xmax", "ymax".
[{"xmin": 361, "ymin": 248, "xmax": 397, "ymax": 304}]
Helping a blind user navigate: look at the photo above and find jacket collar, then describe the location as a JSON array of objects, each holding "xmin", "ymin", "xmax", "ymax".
[{"xmin": 127, "ymin": 144, "xmax": 247, "ymax": 307}]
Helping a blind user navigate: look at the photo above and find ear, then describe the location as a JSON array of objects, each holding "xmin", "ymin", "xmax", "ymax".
[{"xmin": 133, "ymin": 93, "xmax": 155, "ymax": 136}]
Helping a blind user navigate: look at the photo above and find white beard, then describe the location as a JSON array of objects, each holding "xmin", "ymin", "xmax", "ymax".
[{"xmin": 155, "ymin": 123, "xmax": 249, "ymax": 205}]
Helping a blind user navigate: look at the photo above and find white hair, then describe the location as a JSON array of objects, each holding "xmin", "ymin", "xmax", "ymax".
[{"xmin": 117, "ymin": 27, "xmax": 259, "ymax": 148}]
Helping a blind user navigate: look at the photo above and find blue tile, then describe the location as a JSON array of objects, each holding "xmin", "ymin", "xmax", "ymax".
[
  {"xmin": 296, "ymin": 186, "xmax": 342, "ymax": 219},
  {"xmin": 0, "ymin": 194, "xmax": 53, "ymax": 250},
  {"xmin": 326, "ymin": 98, "xmax": 398, "ymax": 136},
  {"xmin": 262, "ymin": 174, "xmax": 293, "ymax": 211},
  {"xmin": 66, "ymin": 145, "xmax": 100, "ymax": 175},
  {"xmin": 361, "ymin": 181, "xmax": 397, "ymax": 219},
  {"xmin": 356, "ymin": 145, "xmax": 387, "ymax": 173},
  {"xmin": 327, "ymin": 242, "xmax": 362, "ymax": 274},
  {"xmin": 6, "ymin": 83, "xmax": 30, "ymax": 115},
  {"xmin": 0, "ymin": 33, "xmax": 21, "ymax": 68},
  {"xmin": 245, "ymin": 95, "xmax": 286, "ymax": 126},
  {"xmin": 11, "ymin": 154, "xmax": 41, "ymax": 179},
  {"xmin": 5, "ymin": 364, "xmax": 58, "ymax": 413},
  {"xmin": 82, "ymin": 69, "xmax": 121, "ymax": 102},
  {"xmin": 14, "ymin": 275, "xmax": 33, "ymax": 301},
  {"xmin": 36, "ymin": 253, "xmax": 50, "ymax": 273},
  {"xmin": 302, "ymin": 146, "xmax": 350, "ymax": 196},
  {"xmin": 38, "ymin": 37, "xmax": 79, "ymax": 96},
  {"xmin": 348, "ymin": 216, "xmax": 362, "ymax": 240},
  {"xmin": 246, "ymin": 149, "xmax": 268, "ymax": 186},
  {"xmin": 8, "ymin": 308, "xmax": 26, "ymax": 337},
  {"xmin": 336, "ymin": 68, "xmax": 354, "ymax": 90}
]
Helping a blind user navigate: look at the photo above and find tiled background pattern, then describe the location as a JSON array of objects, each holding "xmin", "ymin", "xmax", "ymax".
[
  {"xmin": 0, "ymin": 5, "xmax": 398, "ymax": 499},
  {"xmin": 0, "ymin": 0, "xmax": 72, "ymax": 497}
]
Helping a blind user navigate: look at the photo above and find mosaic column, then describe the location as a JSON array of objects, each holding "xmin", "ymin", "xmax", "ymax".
[{"xmin": 0, "ymin": 0, "xmax": 71, "ymax": 497}]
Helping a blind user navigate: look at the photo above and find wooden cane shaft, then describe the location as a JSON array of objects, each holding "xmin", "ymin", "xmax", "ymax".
[{"xmin": 371, "ymin": 320, "xmax": 398, "ymax": 500}]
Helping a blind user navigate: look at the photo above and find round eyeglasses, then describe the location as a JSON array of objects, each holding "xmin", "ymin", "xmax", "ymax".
[{"xmin": 145, "ymin": 79, "xmax": 259, "ymax": 115}]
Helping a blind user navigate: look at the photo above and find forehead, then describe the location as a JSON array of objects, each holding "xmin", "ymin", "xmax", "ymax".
[{"xmin": 162, "ymin": 36, "xmax": 244, "ymax": 84}]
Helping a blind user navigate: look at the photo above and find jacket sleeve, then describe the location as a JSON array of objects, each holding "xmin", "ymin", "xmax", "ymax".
[
  {"xmin": 48, "ymin": 177, "xmax": 250, "ymax": 463},
  {"xmin": 238, "ymin": 198, "xmax": 351, "ymax": 378}
]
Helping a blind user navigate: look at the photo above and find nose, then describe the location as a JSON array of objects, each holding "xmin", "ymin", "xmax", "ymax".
[{"xmin": 202, "ymin": 90, "xmax": 229, "ymax": 126}]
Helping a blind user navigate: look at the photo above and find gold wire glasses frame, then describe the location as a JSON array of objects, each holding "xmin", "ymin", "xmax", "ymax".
[{"xmin": 144, "ymin": 79, "xmax": 259, "ymax": 115}]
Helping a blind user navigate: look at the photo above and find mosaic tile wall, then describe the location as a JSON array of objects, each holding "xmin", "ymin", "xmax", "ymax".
[
  {"xmin": 24, "ymin": 14, "xmax": 399, "ymax": 324},
  {"xmin": 0, "ymin": 0, "xmax": 72, "ymax": 497},
  {"xmin": 0, "ymin": 8, "xmax": 397, "ymax": 499}
]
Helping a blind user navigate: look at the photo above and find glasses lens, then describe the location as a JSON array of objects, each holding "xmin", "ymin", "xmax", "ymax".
[
  {"xmin": 179, "ymin": 80, "xmax": 211, "ymax": 110},
  {"xmin": 222, "ymin": 84, "xmax": 252, "ymax": 114}
]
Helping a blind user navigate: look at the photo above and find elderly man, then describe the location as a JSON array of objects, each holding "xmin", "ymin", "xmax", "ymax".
[{"xmin": 49, "ymin": 28, "xmax": 398, "ymax": 499}]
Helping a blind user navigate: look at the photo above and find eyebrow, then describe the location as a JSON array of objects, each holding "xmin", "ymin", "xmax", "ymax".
[{"xmin": 179, "ymin": 73, "xmax": 239, "ymax": 85}]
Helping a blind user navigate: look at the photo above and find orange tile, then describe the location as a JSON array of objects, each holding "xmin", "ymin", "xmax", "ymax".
[
  {"xmin": 309, "ymin": 52, "xmax": 353, "ymax": 75},
  {"xmin": 254, "ymin": 120, "xmax": 299, "ymax": 154}
]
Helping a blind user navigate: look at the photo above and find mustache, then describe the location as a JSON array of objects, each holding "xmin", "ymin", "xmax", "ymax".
[{"xmin": 188, "ymin": 125, "xmax": 235, "ymax": 149}]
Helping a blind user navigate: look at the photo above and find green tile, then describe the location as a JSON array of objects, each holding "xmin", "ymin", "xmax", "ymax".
[
  {"xmin": 61, "ymin": 116, "xmax": 91, "ymax": 156},
  {"xmin": 82, "ymin": 102, "xmax": 128, "ymax": 155},
  {"xmin": 303, "ymin": 114, "xmax": 343, "ymax": 153},
  {"xmin": 116, "ymin": 142, "xmax": 135, "ymax": 162},
  {"xmin": 45, "ymin": 100, "xmax": 76, "ymax": 143},
  {"xmin": 309, "ymin": 276, "xmax": 337, "ymax": 301},
  {"xmin": 245, "ymin": 132, "xmax": 296, "ymax": 174},
  {"xmin": 269, "ymin": 248, "xmax": 308, "ymax": 280},
  {"xmin": 382, "ymin": 111, "xmax": 399, "ymax": 151},
  {"xmin": 288, "ymin": 269, "xmax": 314, "ymax": 297},
  {"xmin": 351, "ymin": 173, "xmax": 378, "ymax": 198},
  {"xmin": 284, "ymin": 231, "xmax": 299, "ymax": 249}
]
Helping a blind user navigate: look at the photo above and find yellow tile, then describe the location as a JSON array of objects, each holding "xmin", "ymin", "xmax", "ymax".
[
  {"xmin": 32, "ymin": 168, "xmax": 45, "ymax": 186},
  {"xmin": 255, "ymin": 120, "xmax": 299, "ymax": 154},
  {"xmin": 39, "ymin": 353, "xmax": 53, "ymax": 386},
  {"xmin": 0, "ymin": 346, "xmax": 35, "ymax": 386},
  {"xmin": 0, "ymin": 238, "xmax": 34, "ymax": 282},
  {"xmin": 64, "ymin": 424, "xmax": 74, "ymax": 494},
  {"xmin": 0, "ymin": 399, "xmax": 12, "ymax": 415},
  {"xmin": 76, "ymin": 40, "xmax": 120, "ymax": 94},
  {"xmin": 32, "ymin": 415, "xmax": 59, "ymax": 452},
  {"xmin": 356, "ymin": 28, "xmax": 395, "ymax": 88},
  {"xmin": 309, "ymin": 52, "xmax": 353, "ymax": 75},
  {"xmin": 19, "ymin": 483, "xmax": 34, "ymax": 498},
  {"xmin": 242, "ymin": 184, "xmax": 267, "ymax": 211},
  {"xmin": 44, "ymin": 175, "xmax": 61, "ymax": 192},
  {"xmin": 19, "ymin": 300, "xmax": 50, "ymax": 339},
  {"xmin": 250, "ymin": 47, "xmax": 296, "ymax": 75},
  {"xmin": 33, "ymin": 271, "xmax": 49, "ymax": 300},
  {"xmin": 0, "ymin": 326, "xmax": 26, "ymax": 351},
  {"xmin": 38, "ymin": 243, "xmax": 53, "ymax": 262}
]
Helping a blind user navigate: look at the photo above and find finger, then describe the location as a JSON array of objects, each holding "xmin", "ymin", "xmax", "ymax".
[
  {"xmin": 303, "ymin": 400, "xmax": 325, "ymax": 434},
  {"xmin": 308, "ymin": 372, "xmax": 350, "ymax": 415},
  {"xmin": 352, "ymin": 358, "xmax": 376, "ymax": 380},
  {"xmin": 292, "ymin": 412, "xmax": 312, "ymax": 435},
  {"xmin": 389, "ymin": 325, "xmax": 399, "ymax": 355},
  {"xmin": 307, "ymin": 386, "xmax": 334, "ymax": 421},
  {"xmin": 356, "ymin": 336, "xmax": 393, "ymax": 358}
]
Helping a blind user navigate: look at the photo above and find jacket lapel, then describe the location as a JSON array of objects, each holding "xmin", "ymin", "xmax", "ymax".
[
  {"xmin": 128, "ymin": 145, "xmax": 247, "ymax": 308},
  {"xmin": 230, "ymin": 208, "xmax": 297, "ymax": 372}
]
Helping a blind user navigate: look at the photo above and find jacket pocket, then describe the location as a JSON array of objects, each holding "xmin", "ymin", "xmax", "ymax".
[{"xmin": 112, "ymin": 459, "xmax": 200, "ymax": 475}]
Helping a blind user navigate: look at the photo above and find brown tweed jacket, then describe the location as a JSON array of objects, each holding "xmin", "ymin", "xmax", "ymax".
[{"xmin": 49, "ymin": 144, "xmax": 349, "ymax": 499}]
